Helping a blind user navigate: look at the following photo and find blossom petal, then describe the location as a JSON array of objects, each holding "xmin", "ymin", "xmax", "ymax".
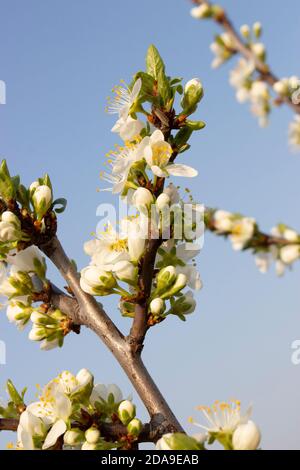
[
  {"xmin": 42, "ymin": 419, "xmax": 67, "ymax": 450},
  {"xmin": 151, "ymin": 165, "xmax": 167, "ymax": 177},
  {"xmin": 131, "ymin": 78, "xmax": 142, "ymax": 100},
  {"xmin": 150, "ymin": 129, "xmax": 165, "ymax": 144},
  {"xmin": 166, "ymin": 164, "xmax": 198, "ymax": 177}
]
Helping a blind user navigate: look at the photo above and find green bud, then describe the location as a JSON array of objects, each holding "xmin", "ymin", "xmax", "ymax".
[
  {"xmin": 127, "ymin": 418, "xmax": 143, "ymax": 437},
  {"xmin": 118, "ymin": 400, "xmax": 136, "ymax": 425},
  {"xmin": 85, "ymin": 426, "xmax": 101, "ymax": 445},
  {"xmin": 171, "ymin": 291, "xmax": 196, "ymax": 315},
  {"xmin": 160, "ymin": 273, "xmax": 187, "ymax": 300},
  {"xmin": 253, "ymin": 22, "xmax": 262, "ymax": 38},
  {"xmin": 158, "ymin": 433, "xmax": 203, "ymax": 450},
  {"xmin": 32, "ymin": 185, "xmax": 53, "ymax": 221},
  {"xmin": 64, "ymin": 428, "xmax": 85, "ymax": 446},
  {"xmin": 181, "ymin": 78, "xmax": 204, "ymax": 115},
  {"xmin": 155, "ymin": 266, "xmax": 177, "ymax": 296}
]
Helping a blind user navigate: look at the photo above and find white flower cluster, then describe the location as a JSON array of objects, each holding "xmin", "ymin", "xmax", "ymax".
[
  {"xmin": 211, "ymin": 210, "xmax": 300, "ymax": 276},
  {"xmin": 82, "ymin": 50, "xmax": 205, "ymax": 323},
  {"xmin": 15, "ymin": 369, "xmax": 141, "ymax": 450},
  {"xmin": 213, "ymin": 210, "xmax": 256, "ymax": 251},
  {"xmin": 157, "ymin": 400, "xmax": 261, "ymax": 451},
  {"xmin": 256, "ymin": 224, "xmax": 300, "ymax": 276},
  {"xmin": 206, "ymin": 21, "xmax": 272, "ymax": 127},
  {"xmin": 274, "ymin": 76, "xmax": 300, "ymax": 100},
  {"xmin": 0, "ymin": 246, "xmax": 70, "ymax": 350}
]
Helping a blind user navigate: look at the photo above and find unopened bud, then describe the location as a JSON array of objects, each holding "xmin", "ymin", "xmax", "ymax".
[{"xmin": 118, "ymin": 400, "xmax": 136, "ymax": 425}]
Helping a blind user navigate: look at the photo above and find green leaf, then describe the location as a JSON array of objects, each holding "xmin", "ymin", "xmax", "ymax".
[
  {"xmin": 146, "ymin": 45, "xmax": 165, "ymax": 80},
  {"xmin": 0, "ymin": 160, "xmax": 15, "ymax": 201},
  {"xmin": 146, "ymin": 45, "xmax": 171, "ymax": 106},
  {"xmin": 6, "ymin": 380, "xmax": 24, "ymax": 406},
  {"xmin": 51, "ymin": 198, "xmax": 67, "ymax": 214},
  {"xmin": 133, "ymin": 71, "xmax": 157, "ymax": 104},
  {"xmin": 16, "ymin": 184, "xmax": 30, "ymax": 209}
]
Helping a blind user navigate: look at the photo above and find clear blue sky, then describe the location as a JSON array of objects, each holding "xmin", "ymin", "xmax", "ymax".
[{"xmin": 0, "ymin": 0, "xmax": 300, "ymax": 450}]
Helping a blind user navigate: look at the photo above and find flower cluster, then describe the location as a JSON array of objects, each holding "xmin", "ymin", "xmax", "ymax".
[
  {"xmin": 81, "ymin": 45, "xmax": 205, "ymax": 324},
  {"xmin": 0, "ymin": 162, "xmax": 73, "ymax": 350},
  {"xmin": 0, "ymin": 245, "xmax": 73, "ymax": 350},
  {"xmin": 0, "ymin": 369, "xmax": 142, "ymax": 450},
  {"xmin": 207, "ymin": 209, "xmax": 300, "ymax": 275},
  {"xmin": 256, "ymin": 224, "xmax": 300, "ymax": 276},
  {"xmin": 211, "ymin": 210, "xmax": 256, "ymax": 251},
  {"xmin": 156, "ymin": 400, "xmax": 261, "ymax": 451},
  {"xmin": 190, "ymin": 3, "xmax": 300, "ymax": 150}
]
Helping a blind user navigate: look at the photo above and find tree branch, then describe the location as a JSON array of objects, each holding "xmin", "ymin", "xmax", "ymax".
[
  {"xmin": 0, "ymin": 417, "xmax": 170, "ymax": 444},
  {"xmin": 192, "ymin": 0, "xmax": 300, "ymax": 114},
  {"xmin": 205, "ymin": 207, "xmax": 300, "ymax": 250},
  {"xmin": 39, "ymin": 236, "xmax": 184, "ymax": 434},
  {"xmin": 0, "ymin": 418, "xmax": 18, "ymax": 432}
]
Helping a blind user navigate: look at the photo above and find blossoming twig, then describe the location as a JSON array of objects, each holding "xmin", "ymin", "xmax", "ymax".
[
  {"xmin": 205, "ymin": 208, "xmax": 300, "ymax": 275},
  {"xmin": 191, "ymin": 0, "xmax": 300, "ymax": 115}
]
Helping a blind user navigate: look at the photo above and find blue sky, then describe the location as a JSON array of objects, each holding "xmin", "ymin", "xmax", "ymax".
[{"xmin": 0, "ymin": 0, "xmax": 300, "ymax": 450}]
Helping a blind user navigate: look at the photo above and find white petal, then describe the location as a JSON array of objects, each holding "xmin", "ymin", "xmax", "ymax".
[
  {"xmin": 151, "ymin": 165, "xmax": 168, "ymax": 177},
  {"xmin": 166, "ymin": 164, "xmax": 198, "ymax": 177},
  {"xmin": 150, "ymin": 129, "xmax": 165, "ymax": 144},
  {"xmin": 131, "ymin": 78, "xmax": 142, "ymax": 100},
  {"xmin": 42, "ymin": 419, "xmax": 67, "ymax": 449}
]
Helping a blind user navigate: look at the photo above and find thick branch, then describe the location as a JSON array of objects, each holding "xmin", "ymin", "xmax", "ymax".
[
  {"xmin": 192, "ymin": 0, "xmax": 300, "ymax": 114},
  {"xmin": 39, "ymin": 236, "xmax": 183, "ymax": 434}
]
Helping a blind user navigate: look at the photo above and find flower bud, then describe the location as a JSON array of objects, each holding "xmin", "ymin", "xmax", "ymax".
[
  {"xmin": 274, "ymin": 80, "xmax": 289, "ymax": 96},
  {"xmin": 127, "ymin": 418, "xmax": 143, "ymax": 437},
  {"xmin": 7, "ymin": 300, "xmax": 32, "ymax": 330},
  {"xmin": 190, "ymin": 4, "xmax": 211, "ymax": 19},
  {"xmin": 29, "ymin": 181, "xmax": 39, "ymax": 195},
  {"xmin": 232, "ymin": 420, "xmax": 261, "ymax": 450},
  {"xmin": 80, "ymin": 266, "xmax": 117, "ymax": 296},
  {"xmin": 156, "ymin": 433, "xmax": 201, "ymax": 450},
  {"xmin": 240, "ymin": 24, "xmax": 250, "ymax": 38},
  {"xmin": 149, "ymin": 298, "xmax": 165, "ymax": 316},
  {"xmin": 85, "ymin": 426, "xmax": 101, "ymax": 444},
  {"xmin": 156, "ymin": 266, "xmax": 177, "ymax": 294},
  {"xmin": 181, "ymin": 78, "xmax": 204, "ymax": 115},
  {"xmin": 132, "ymin": 187, "xmax": 154, "ymax": 208},
  {"xmin": 0, "ymin": 211, "xmax": 21, "ymax": 242},
  {"xmin": 162, "ymin": 273, "xmax": 187, "ymax": 299},
  {"xmin": 253, "ymin": 22, "xmax": 262, "ymax": 38},
  {"xmin": 251, "ymin": 42, "xmax": 265, "ymax": 60},
  {"xmin": 170, "ymin": 291, "xmax": 196, "ymax": 316},
  {"xmin": 28, "ymin": 325, "xmax": 47, "ymax": 341},
  {"xmin": 156, "ymin": 193, "xmax": 170, "ymax": 211},
  {"xmin": 280, "ymin": 245, "xmax": 300, "ymax": 265},
  {"xmin": 64, "ymin": 428, "xmax": 84, "ymax": 446},
  {"xmin": 81, "ymin": 441, "xmax": 97, "ymax": 450},
  {"xmin": 32, "ymin": 185, "xmax": 52, "ymax": 220},
  {"xmin": 118, "ymin": 400, "xmax": 136, "ymax": 425}
]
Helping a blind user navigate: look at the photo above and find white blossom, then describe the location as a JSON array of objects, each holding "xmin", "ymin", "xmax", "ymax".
[{"xmin": 232, "ymin": 420, "xmax": 261, "ymax": 450}]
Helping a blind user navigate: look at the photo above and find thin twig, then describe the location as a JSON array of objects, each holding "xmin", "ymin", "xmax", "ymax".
[{"xmin": 192, "ymin": 0, "xmax": 300, "ymax": 114}]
